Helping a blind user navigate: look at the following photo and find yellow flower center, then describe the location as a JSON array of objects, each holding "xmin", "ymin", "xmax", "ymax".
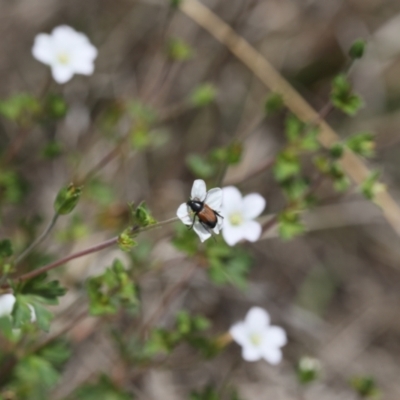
[
  {"xmin": 57, "ymin": 53, "xmax": 70, "ymax": 65},
  {"xmin": 229, "ymin": 212, "xmax": 243, "ymax": 226},
  {"xmin": 249, "ymin": 333, "xmax": 262, "ymax": 346}
]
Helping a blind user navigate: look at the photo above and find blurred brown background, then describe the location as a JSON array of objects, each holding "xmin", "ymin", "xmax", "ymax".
[{"xmin": 2, "ymin": 0, "xmax": 400, "ymax": 398}]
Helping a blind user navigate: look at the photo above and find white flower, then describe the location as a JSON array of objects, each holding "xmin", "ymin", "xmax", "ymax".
[
  {"xmin": 0, "ymin": 293, "xmax": 36, "ymax": 323},
  {"xmin": 177, "ymin": 179, "xmax": 223, "ymax": 242},
  {"xmin": 229, "ymin": 306, "xmax": 287, "ymax": 364},
  {"xmin": 221, "ymin": 186, "xmax": 266, "ymax": 246},
  {"xmin": 0, "ymin": 293, "xmax": 16, "ymax": 318},
  {"xmin": 32, "ymin": 25, "xmax": 98, "ymax": 84}
]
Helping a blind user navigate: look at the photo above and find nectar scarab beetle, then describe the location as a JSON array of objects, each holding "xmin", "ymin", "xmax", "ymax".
[{"xmin": 187, "ymin": 197, "xmax": 223, "ymax": 232}]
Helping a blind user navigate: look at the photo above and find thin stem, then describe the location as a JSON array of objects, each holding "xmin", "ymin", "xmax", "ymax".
[
  {"xmin": 11, "ymin": 216, "xmax": 180, "ymax": 284},
  {"xmin": 15, "ymin": 213, "xmax": 60, "ymax": 265}
]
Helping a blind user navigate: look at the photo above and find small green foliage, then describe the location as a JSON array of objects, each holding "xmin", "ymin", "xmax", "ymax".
[
  {"xmin": 0, "ymin": 93, "xmax": 40, "ymax": 123},
  {"xmin": 54, "ymin": 183, "xmax": 83, "ymax": 215},
  {"xmin": 70, "ymin": 375, "xmax": 131, "ymax": 400},
  {"xmin": 190, "ymin": 386, "xmax": 219, "ymax": 400},
  {"xmin": 296, "ymin": 356, "xmax": 321, "ymax": 384},
  {"xmin": 264, "ymin": 92, "xmax": 284, "ymax": 115},
  {"xmin": 278, "ymin": 210, "xmax": 305, "ymax": 240},
  {"xmin": 360, "ymin": 171, "xmax": 385, "ymax": 201},
  {"xmin": 206, "ymin": 242, "xmax": 253, "ymax": 290},
  {"xmin": 87, "ymin": 259, "xmax": 138, "ymax": 316},
  {"xmin": 37, "ymin": 340, "xmax": 71, "ymax": 367},
  {"xmin": 172, "ymin": 223, "xmax": 199, "ymax": 256},
  {"xmin": 190, "ymin": 83, "xmax": 217, "ymax": 107},
  {"xmin": 20, "ymin": 273, "xmax": 67, "ymax": 304},
  {"xmin": 346, "ymin": 132, "xmax": 375, "ymax": 158},
  {"xmin": 281, "ymin": 177, "xmax": 310, "ymax": 204},
  {"xmin": 0, "ymin": 239, "xmax": 13, "ymax": 259},
  {"xmin": 167, "ymin": 37, "xmax": 193, "ymax": 61},
  {"xmin": 135, "ymin": 201, "xmax": 157, "ymax": 227},
  {"xmin": 170, "ymin": 0, "xmax": 183, "ymax": 7},
  {"xmin": 210, "ymin": 142, "xmax": 243, "ymax": 165},
  {"xmin": 43, "ymin": 94, "xmax": 68, "ymax": 119},
  {"xmin": 0, "ymin": 170, "xmax": 28, "ymax": 204},
  {"xmin": 118, "ymin": 228, "xmax": 137, "ymax": 252},
  {"xmin": 86, "ymin": 179, "xmax": 115, "ymax": 206},
  {"xmin": 329, "ymin": 143, "xmax": 344, "ymax": 159},
  {"xmin": 186, "ymin": 154, "xmax": 216, "ymax": 179},
  {"xmin": 330, "ymin": 162, "xmax": 351, "ymax": 192},
  {"xmin": 349, "ymin": 39, "xmax": 366, "ymax": 59},
  {"xmin": 273, "ymin": 151, "xmax": 301, "ymax": 182},
  {"xmin": 331, "ymin": 74, "xmax": 363, "ymax": 115},
  {"xmin": 41, "ymin": 140, "xmax": 63, "ymax": 159},
  {"xmin": 285, "ymin": 114, "xmax": 304, "ymax": 142},
  {"xmin": 10, "ymin": 355, "xmax": 60, "ymax": 399},
  {"xmin": 350, "ymin": 376, "xmax": 380, "ymax": 399}
]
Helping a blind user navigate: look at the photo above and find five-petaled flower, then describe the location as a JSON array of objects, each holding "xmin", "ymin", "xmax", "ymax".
[
  {"xmin": 177, "ymin": 179, "xmax": 223, "ymax": 242},
  {"xmin": 221, "ymin": 186, "xmax": 266, "ymax": 246},
  {"xmin": 229, "ymin": 306, "xmax": 287, "ymax": 364},
  {"xmin": 32, "ymin": 25, "xmax": 98, "ymax": 84}
]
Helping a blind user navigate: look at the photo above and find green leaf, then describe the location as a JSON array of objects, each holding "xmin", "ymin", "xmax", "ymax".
[
  {"xmin": 350, "ymin": 376, "xmax": 380, "ymax": 398},
  {"xmin": 273, "ymin": 151, "xmax": 301, "ymax": 182},
  {"xmin": 37, "ymin": 340, "xmax": 71, "ymax": 367},
  {"xmin": 117, "ymin": 228, "xmax": 137, "ymax": 252},
  {"xmin": 167, "ymin": 37, "xmax": 193, "ymax": 61},
  {"xmin": 331, "ymin": 74, "xmax": 364, "ymax": 116},
  {"xmin": 264, "ymin": 92, "xmax": 284, "ymax": 115},
  {"xmin": 300, "ymin": 127, "xmax": 320, "ymax": 151},
  {"xmin": 29, "ymin": 301, "xmax": 53, "ymax": 332},
  {"xmin": 87, "ymin": 259, "xmax": 139, "ymax": 316},
  {"xmin": 54, "ymin": 183, "xmax": 83, "ymax": 215},
  {"xmin": 190, "ymin": 83, "xmax": 217, "ymax": 107},
  {"xmin": 285, "ymin": 114, "xmax": 304, "ymax": 142},
  {"xmin": 360, "ymin": 171, "xmax": 385, "ymax": 201},
  {"xmin": 346, "ymin": 132, "xmax": 375, "ymax": 158},
  {"xmin": 349, "ymin": 39, "xmax": 366, "ymax": 59},
  {"xmin": 43, "ymin": 94, "xmax": 68, "ymax": 119},
  {"xmin": 329, "ymin": 143, "xmax": 344, "ymax": 159},
  {"xmin": 278, "ymin": 210, "xmax": 305, "ymax": 240},
  {"xmin": 20, "ymin": 273, "xmax": 67, "ymax": 304},
  {"xmin": 12, "ymin": 296, "xmax": 33, "ymax": 329},
  {"xmin": 70, "ymin": 375, "xmax": 131, "ymax": 400},
  {"xmin": 0, "ymin": 239, "xmax": 13, "ymax": 259},
  {"xmin": 281, "ymin": 178, "xmax": 309, "ymax": 202},
  {"xmin": 186, "ymin": 154, "xmax": 216, "ymax": 179},
  {"xmin": 0, "ymin": 94, "xmax": 41, "ymax": 122}
]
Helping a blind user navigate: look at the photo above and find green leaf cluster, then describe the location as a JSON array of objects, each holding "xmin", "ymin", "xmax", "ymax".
[
  {"xmin": 360, "ymin": 171, "xmax": 385, "ymax": 201},
  {"xmin": 190, "ymin": 83, "xmax": 217, "ymax": 107},
  {"xmin": 54, "ymin": 183, "xmax": 83, "ymax": 215},
  {"xmin": 346, "ymin": 132, "xmax": 375, "ymax": 158},
  {"xmin": 69, "ymin": 375, "xmax": 131, "ymax": 400},
  {"xmin": 296, "ymin": 356, "xmax": 321, "ymax": 384},
  {"xmin": 206, "ymin": 241, "xmax": 253, "ymax": 290},
  {"xmin": 186, "ymin": 142, "xmax": 243, "ymax": 179},
  {"xmin": 0, "ymin": 94, "xmax": 40, "ymax": 123},
  {"xmin": 167, "ymin": 37, "xmax": 193, "ymax": 61},
  {"xmin": 331, "ymin": 74, "xmax": 363, "ymax": 115},
  {"xmin": 350, "ymin": 376, "xmax": 380, "ymax": 399},
  {"xmin": 278, "ymin": 210, "xmax": 305, "ymax": 240},
  {"xmin": 314, "ymin": 156, "xmax": 350, "ymax": 192},
  {"xmin": 264, "ymin": 92, "xmax": 284, "ymax": 115},
  {"xmin": 86, "ymin": 259, "xmax": 138, "ymax": 316}
]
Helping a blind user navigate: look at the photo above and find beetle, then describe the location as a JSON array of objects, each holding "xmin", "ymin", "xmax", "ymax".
[{"xmin": 187, "ymin": 197, "xmax": 223, "ymax": 233}]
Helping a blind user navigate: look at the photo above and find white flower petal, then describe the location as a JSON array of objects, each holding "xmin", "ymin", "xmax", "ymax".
[
  {"xmin": 245, "ymin": 307, "xmax": 270, "ymax": 329},
  {"xmin": 191, "ymin": 179, "xmax": 207, "ymax": 200},
  {"xmin": 52, "ymin": 25, "xmax": 80, "ymax": 46},
  {"xmin": 241, "ymin": 220, "xmax": 262, "ymax": 242},
  {"xmin": 51, "ymin": 65, "xmax": 74, "ymax": 84},
  {"xmin": 242, "ymin": 345, "xmax": 262, "ymax": 362},
  {"xmin": 71, "ymin": 57, "xmax": 95, "ymax": 75},
  {"xmin": 177, "ymin": 203, "xmax": 192, "ymax": 225},
  {"xmin": 242, "ymin": 193, "xmax": 266, "ymax": 220},
  {"xmin": 229, "ymin": 322, "xmax": 249, "ymax": 346},
  {"xmin": 0, "ymin": 294, "xmax": 16, "ymax": 318},
  {"xmin": 266, "ymin": 326, "xmax": 287, "ymax": 347},
  {"xmin": 260, "ymin": 346, "xmax": 282, "ymax": 365},
  {"xmin": 32, "ymin": 33, "xmax": 54, "ymax": 65},
  {"xmin": 222, "ymin": 186, "xmax": 243, "ymax": 214},
  {"xmin": 222, "ymin": 224, "xmax": 244, "ymax": 246},
  {"xmin": 193, "ymin": 221, "xmax": 212, "ymax": 242},
  {"xmin": 206, "ymin": 188, "xmax": 223, "ymax": 211}
]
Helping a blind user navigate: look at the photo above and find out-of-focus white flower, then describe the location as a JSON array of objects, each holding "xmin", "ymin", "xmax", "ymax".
[
  {"xmin": 221, "ymin": 186, "xmax": 266, "ymax": 246},
  {"xmin": 32, "ymin": 25, "xmax": 97, "ymax": 84},
  {"xmin": 0, "ymin": 293, "xmax": 36, "ymax": 323},
  {"xmin": 177, "ymin": 179, "xmax": 223, "ymax": 242},
  {"xmin": 229, "ymin": 306, "xmax": 287, "ymax": 364},
  {"xmin": 0, "ymin": 293, "xmax": 16, "ymax": 318}
]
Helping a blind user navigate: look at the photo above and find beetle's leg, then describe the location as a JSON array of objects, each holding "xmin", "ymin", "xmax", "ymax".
[
  {"xmin": 214, "ymin": 211, "xmax": 224, "ymax": 219},
  {"xmin": 188, "ymin": 214, "xmax": 197, "ymax": 230}
]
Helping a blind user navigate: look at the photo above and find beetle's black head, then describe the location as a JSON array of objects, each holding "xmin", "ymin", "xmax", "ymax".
[{"xmin": 187, "ymin": 199, "xmax": 204, "ymax": 213}]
